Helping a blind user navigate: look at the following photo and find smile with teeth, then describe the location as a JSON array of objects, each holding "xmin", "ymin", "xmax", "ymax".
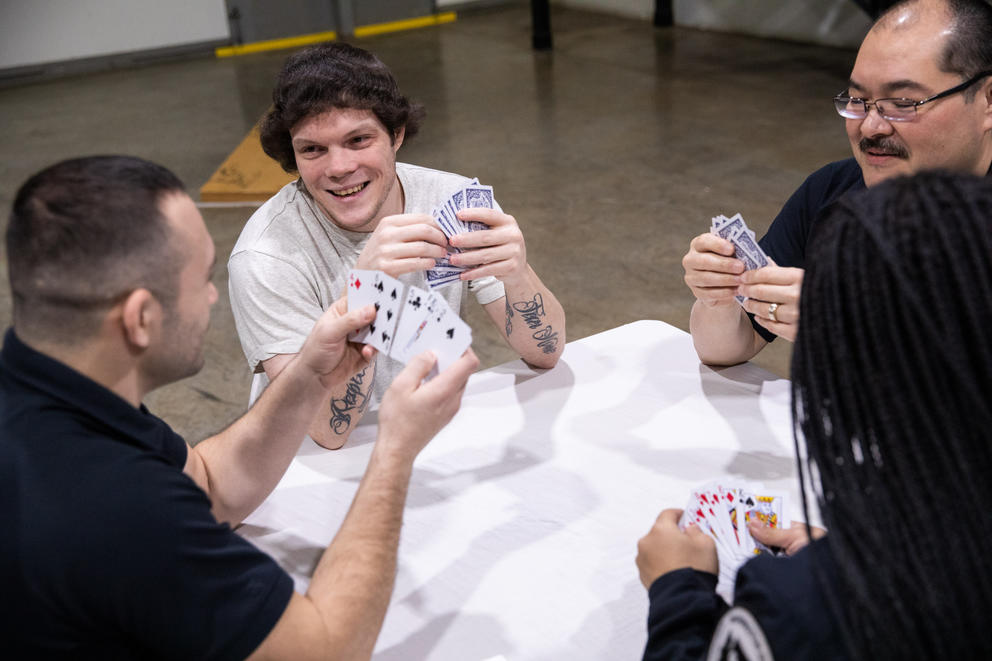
[{"xmin": 329, "ymin": 182, "xmax": 368, "ymax": 197}]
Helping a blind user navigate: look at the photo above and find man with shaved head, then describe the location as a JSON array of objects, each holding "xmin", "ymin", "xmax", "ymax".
[{"xmin": 682, "ymin": 0, "xmax": 992, "ymax": 365}]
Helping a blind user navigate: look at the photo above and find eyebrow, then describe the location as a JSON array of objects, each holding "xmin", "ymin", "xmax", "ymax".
[
  {"xmin": 848, "ymin": 77, "xmax": 931, "ymax": 97},
  {"xmin": 293, "ymin": 121, "xmax": 383, "ymax": 146}
]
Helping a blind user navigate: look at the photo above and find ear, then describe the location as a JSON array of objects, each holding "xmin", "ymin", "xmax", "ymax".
[
  {"xmin": 982, "ymin": 79, "xmax": 992, "ymax": 130},
  {"xmin": 392, "ymin": 125, "xmax": 405, "ymax": 153},
  {"xmin": 119, "ymin": 288, "xmax": 161, "ymax": 351}
]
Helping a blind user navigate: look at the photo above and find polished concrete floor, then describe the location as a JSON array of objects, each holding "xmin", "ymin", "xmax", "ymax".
[{"xmin": 0, "ymin": 3, "xmax": 857, "ymax": 442}]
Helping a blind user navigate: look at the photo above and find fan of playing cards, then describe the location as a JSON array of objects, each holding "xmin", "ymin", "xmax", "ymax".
[
  {"xmin": 347, "ymin": 269, "xmax": 473, "ymax": 378},
  {"xmin": 678, "ymin": 480, "xmax": 788, "ymax": 602},
  {"xmin": 426, "ymin": 179, "xmax": 496, "ymax": 289},
  {"xmin": 710, "ymin": 213, "xmax": 770, "ymax": 305}
]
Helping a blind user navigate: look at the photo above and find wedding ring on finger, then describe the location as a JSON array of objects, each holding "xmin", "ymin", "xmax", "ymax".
[{"xmin": 768, "ymin": 302, "xmax": 779, "ymax": 323}]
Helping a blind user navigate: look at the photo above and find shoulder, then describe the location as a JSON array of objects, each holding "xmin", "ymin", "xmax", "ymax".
[
  {"xmin": 397, "ymin": 161, "xmax": 471, "ymax": 186},
  {"xmin": 798, "ymin": 158, "xmax": 865, "ymax": 202},
  {"xmin": 397, "ymin": 162, "xmax": 473, "ymax": 213},
  {"xmin": 230, "ymin": 180, "xmax": 314, "ymax": 258}
]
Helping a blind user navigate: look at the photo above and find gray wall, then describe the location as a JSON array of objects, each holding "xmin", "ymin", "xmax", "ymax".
[
  {"xmin": 673, "ymin": 0, "xmax": 870, "ymax": 48},
  {"xmin": 555, "ymin": 0, "xmax": 872, "ymax": 48},
  {"xmin": 0, "ymin": 0, "xmax": 230, "ymax": 70}
]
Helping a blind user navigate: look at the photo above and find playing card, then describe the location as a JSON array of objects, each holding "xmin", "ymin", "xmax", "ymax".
[
  {"xmin": 710, "ymin": 212, "xmax": 771, "ymax": 306},
  {"xmin": 462, "ymin": 220, "xmax": 490, "ymax": 233},
  {"xmin": 434, "ymin": 205, "xmax": 461, "ymax": 238},
  {"xmin": 417, "ymin": 304, "xmax": 473, "ymax": 379},
  {"xmin": 712, "ymin": 213, "xmax": 745, "ymax": 243},
  {"xmin": 390, "ymin": 285, "xmax": 433, "ymax": 364},
  {"xmin": 679, "ymin": 479, "xmax": 792, "ymax": 603},
  {"xmin": 426, "ymin": 267, "xmax": 463, "ymax": 290},
  {"xmin": 345, "ymin": 270, "xmax": 474, "ymax": 379},
  {"xmin": 347, "ymin": 269, "xmax": 380, "ymax": 344},
  {"xmin": 743, "ymin": 489, "xmax": 788, "ymax": 553},
  {"xmin": 367, "ymin": 271, "xmax": 403, "ymax": 355},
  {"xmin": 463, "ymin": 184, "xmax": 494, "ymax": 209}
]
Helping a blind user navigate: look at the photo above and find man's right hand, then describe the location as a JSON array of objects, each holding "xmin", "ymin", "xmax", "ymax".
[
  {"xmin": 355, "ymin": 213, "xmax": 449, "ymax": 277},
  {"xmin": 682, "ymin": 233, "xmax": 745, "ymax": 307},
  {"xmin": 377, "ymin": 348, "xmax": 479, "ymax": 461}
]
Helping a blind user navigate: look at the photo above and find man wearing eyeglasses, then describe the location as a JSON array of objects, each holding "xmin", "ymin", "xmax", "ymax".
[{"xmin": 683, "ymin": 0, "xmax": 992, "ymax": 368}]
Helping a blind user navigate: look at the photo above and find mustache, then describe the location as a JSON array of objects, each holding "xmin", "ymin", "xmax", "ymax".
[{"xmin": 859, "ymin": 136, "xmax": 908, "ymax": 158}]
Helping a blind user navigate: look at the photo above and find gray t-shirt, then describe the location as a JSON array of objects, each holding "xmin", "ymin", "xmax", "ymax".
[{"xmin": 229, "ymin": 162, "xmax": 505, "ymax": 408}]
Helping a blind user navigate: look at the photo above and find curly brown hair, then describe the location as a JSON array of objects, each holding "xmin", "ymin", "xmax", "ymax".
[{"xmin": 259, "ymin": 42, "xmax": 425, "ymax": 173}]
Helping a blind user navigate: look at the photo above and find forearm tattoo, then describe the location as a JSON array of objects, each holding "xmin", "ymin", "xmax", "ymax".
[
  {"xmin": 506, "ymin": 293, "xmax": 560, "ymax": 355},
  {"xmin": 329, "ymin": 365, "xmax": 373, "ymax": 434}
]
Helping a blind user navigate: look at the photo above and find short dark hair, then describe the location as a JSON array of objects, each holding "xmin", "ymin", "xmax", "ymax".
[
  {"xmin": 259, "ymin": 42, "xmax": 426, "ymax": 173},
  {"xmin": 876, "ymin": 0, "xmax": 992, "ymax": 100},
  {"xmin": 940, "ymin": 0, "xmax": 992, "ymax": 99},
  {"xmin": 793, "ymin": 170, "xmax": 992, "ymax": 659},
  {"xmin": 6, "ymin": 155, "xmax": 186, "ymax": 344}
]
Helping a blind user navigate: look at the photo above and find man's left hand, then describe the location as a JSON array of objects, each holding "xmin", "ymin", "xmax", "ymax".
[
  {"xmin": 637, "ymin": 509, "xmax": 718, "ymax": 589},
  {"xmin": 447, "ymin": 208, "xmax": 528, "ymax": 283},
  {"xmin": 737, "ymin": 261, "xmax": 804, "ymax": 342}
]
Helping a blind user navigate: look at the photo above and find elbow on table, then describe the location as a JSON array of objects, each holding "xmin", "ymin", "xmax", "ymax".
[{"xmin": 310, "ymin": 423, "xmax": 351, "ymax": 451}]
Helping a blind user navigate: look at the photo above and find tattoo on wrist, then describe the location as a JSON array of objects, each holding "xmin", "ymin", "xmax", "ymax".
[
  {"xmin": 329, "ymin": 365, "xmax": 372, "ymax": 434},
  {"xmin": 505, "ymin": 297, "xmax": 513, "ymax": 336},
  {"xmin": 509, "ymin": 293, "xmax": 560, "ymax": 354}
]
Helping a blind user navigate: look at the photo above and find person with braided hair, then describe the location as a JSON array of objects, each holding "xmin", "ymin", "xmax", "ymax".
[
  {"xmin": 637, "ymin": 169, "xmax": 992, "ymax": 660},
  {"xmin": 683, "ymin": 0, "xmax": 992, "ymax": 366}
]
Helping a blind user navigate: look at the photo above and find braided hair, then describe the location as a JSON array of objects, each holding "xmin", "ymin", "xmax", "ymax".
[{"xmin": 792, "ymin": 170, "xmax": 992, "ymax": 659}]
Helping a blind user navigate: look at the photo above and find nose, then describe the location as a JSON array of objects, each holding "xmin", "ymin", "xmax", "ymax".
[
  {"xmin": 208, "ymin": 281, "xmax": 219, "ymax": 306},
  {"xmin": 323, "ymin": 147, "xmax": 358, "ymax": 179},
  {"xmin": 859, "ymin": 104, "xmax": 894, "ymax": 136}
]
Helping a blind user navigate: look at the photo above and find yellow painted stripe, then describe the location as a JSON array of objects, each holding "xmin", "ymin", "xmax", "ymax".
[
  {"xmin": 353, "ymin": 12, "xmax": 456, "ymax": 38},
  {"xmin": 215, "ymin": 30, "xmax": 338, "ymax": 58}
]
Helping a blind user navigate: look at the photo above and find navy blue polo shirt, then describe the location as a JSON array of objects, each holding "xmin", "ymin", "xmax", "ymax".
[
  {"xmin": 0, "ymin": 329, "xmax": 293, "ymax": 659},
  {"xmin": 751, "ymin": 157, "xmax": 992, "ymax": 342},
  {"xmin": 751, "ymin": 158, "xmax": 866, "ymax": 342}
]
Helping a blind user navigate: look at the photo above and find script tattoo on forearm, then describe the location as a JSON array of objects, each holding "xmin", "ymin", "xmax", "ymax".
[
  {"xmin": 505, "ymin": 297, "xmax": 514, "ymax": 336},
  {"xmin": 329, "ymin": 365, "xmax": 372, "ymax": 434},
  {"xmin": 509, "ymin": 293, "xmax": 560, "ymax": 355}
]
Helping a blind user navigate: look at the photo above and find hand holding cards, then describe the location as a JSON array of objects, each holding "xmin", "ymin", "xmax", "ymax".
[
  {"xmin": 678, "ymin": 480, "xmax": 788, "ymax": 602},
  {"xmin": 710, "ymin": 213, "xmax": 770, "ymax": 305},
  {"xmin": 427, "ymin": 179, "xmax": 495, "ymax": 289},
  {"xmin": 347, "ymin": 269, "xmax": 473, "ymax": 377}
]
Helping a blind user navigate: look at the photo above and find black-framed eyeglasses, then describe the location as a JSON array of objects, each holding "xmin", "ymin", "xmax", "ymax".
[{"xmin": 833, "ymin": 70, "xmax": 992, "ymax": 122}]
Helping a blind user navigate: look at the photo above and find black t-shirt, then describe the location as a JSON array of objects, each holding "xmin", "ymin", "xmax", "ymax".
[
  {"xmin": 750, "ymin": 158, "xmax": 866, "ymax": 342},
  {"xmin": 0, "ymin": 329, "xmax": 293, "ymax": 659},
  {"xmin": 642, "ymin": 538, "xmax": 848, "ymax": 661}
]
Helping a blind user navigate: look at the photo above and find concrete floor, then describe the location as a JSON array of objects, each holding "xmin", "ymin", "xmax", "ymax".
[{"xmin": 0, "ymin": 3, "xmax": 857, "ymax": 443}]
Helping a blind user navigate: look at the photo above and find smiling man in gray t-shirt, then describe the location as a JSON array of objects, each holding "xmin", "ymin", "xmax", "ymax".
[{"xmin": 229, "ymin": 42, "xmax": 566, "ymax": 450}]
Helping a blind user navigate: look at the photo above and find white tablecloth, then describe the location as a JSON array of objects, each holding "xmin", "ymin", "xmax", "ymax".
[{"xmin": 239, "ymin": 320, "xmax": 800, "ymax": 660}]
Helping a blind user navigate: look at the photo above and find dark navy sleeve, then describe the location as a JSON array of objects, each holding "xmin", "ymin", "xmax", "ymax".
[
  {"xmin": 748, "ymin": 159, "xmax": 865, "ymax": 343},
  {"xmin": 731, "ymin": 544, "xmax": 848, "ymax": 661},
  {"xmin": 642, "ymin": 569, "xmax": 728, "ymax": 661}
]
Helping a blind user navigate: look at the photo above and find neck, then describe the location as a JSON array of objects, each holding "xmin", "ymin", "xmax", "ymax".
[{"xmin": 18, "ymin": 331, "xmax": 146, "ymax": 408}]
